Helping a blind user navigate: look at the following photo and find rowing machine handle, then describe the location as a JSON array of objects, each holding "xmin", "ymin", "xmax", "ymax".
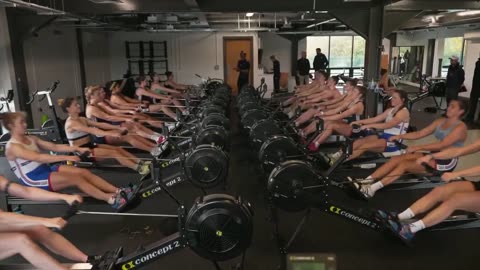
[
  {"xmin": 52, "ymin": 201, "xmax": 79, "ymax": 232},
  {"xmin": 75, "ymin": 151, "xmax": 92, "ymax": 162},
  {"xmin": 392, "ymin": 140, "xmax": 408, "ymax": 150},
  {"xmin": 26, "ymin": 91, "xmax": 38, "ymax": 105},
  {"xmin": 50, "ymin": 81, "xmax": 60, "ymax": 92}
]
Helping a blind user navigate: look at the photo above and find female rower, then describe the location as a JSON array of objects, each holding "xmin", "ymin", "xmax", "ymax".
[
  {"xmin": 163, "ymin": 71, "xmax": 190, "ymax": 92},
  {"xmin": 62, "ymin": 97, "xmax": 150, "ymax": 175},
  {"xmin": 3, "ymin": 112, "xmax": 133, "ymax": 210},
  {"xmin": 380, "ymin": 138, "xmax": 480, "ymax": 243},
  {"xmin": 349, "ymin": 99, "xmax": 468, "ymax": 199},
  {"xmin": 85, "ymin": 86, "xmax": 167, "ymax": 156},
  {"xmin": 136, "ymin": 76, "xmax": 187, "ymax": 120},
  {"xmin": 306, "ymin": 86, "xmax": 367, "ymax": 152},
  {"xmin": 329, "ymin": 89, "xmax": 410, "ymax": 162}
]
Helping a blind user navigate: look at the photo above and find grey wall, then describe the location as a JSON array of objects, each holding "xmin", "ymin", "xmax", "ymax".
[
  {"xmin": 83, "ymin": 31, "xmax": 111, "ymax": 86},
  {"xmin": 0, "ymin": 8, "xmax": 15, "ymax": 112},
  {"xmin": 259, "ymin": 32, "xmax": 291, "ymax": 73}
]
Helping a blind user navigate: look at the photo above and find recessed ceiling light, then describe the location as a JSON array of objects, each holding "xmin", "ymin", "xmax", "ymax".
[{"xmin": 246, "ymin": 12, "xmax": 254, "ymax": 17}]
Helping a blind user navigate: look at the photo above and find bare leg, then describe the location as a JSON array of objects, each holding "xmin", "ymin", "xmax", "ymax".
[
  {"xmin": 50, "ymin": 172, "xmax": 113, "ymax": 202},
  {"xmin": 0, "ymin": 233, "xmax": 67, "ymax": 270},
  {"xmin": 422, "ymin": 191, "xmax": 480, "ymax": 228},
  {"xmin": 107, "ymin": 135, "xmax": 155, "ymax": 152},
  {"xmin": 22, "ymin": 226, "xmax": 88, "ymax": 262},
  {"xmin": 370, "ymin": 153, "xmax": 419, "ymax": 179},
  {"xmin": 409, "ymin": 181, "xmax": 475, "ymax": 216},
  {"xmin": 172, "ymin": 98, "xmax": 186, "ymax": 112},
  {"xmin": 378, "ymin": 160, "xmax": 425, "ymax": 186},
  {"xmin": 348, "ymin": 137, "xmax": 386, "ymax": 160},
  {"xmin": 99, "ymin": 144, "xmax": 143, "ymax": 161},
  {"xmin": 59, "ymin": 166, "xmax": 117, "ymax": 193},
  {"xmin": 94, "ymin": 147, "xmax": 138, "ymax": 170},
  {"xmin": 295, "ymin": 108, "xmax": 317, "ymax": 127},
  {"xmin": 303, "ymin": 120, "xmax": 319, "ymax": 137},
  {"xmin": 313, "ymin": 121, "xmax": 352, "ymax": 145}
]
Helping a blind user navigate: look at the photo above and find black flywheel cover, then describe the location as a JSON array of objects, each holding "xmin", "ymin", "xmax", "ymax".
[
  {"xmin": 258, "ymin": 135, "xmax": 302, "ymax": 173},
  {"xmin": 184, "ymin": 145, "xmax": 229, "ymax": 188},
  {"xmin": 249, "ymin": 120, "xmax": 283, "ymax": 149},
  {"xmin": 267, "ymin": 160, "xmax": 326, "ymax": 212},
  {"xmin": 201, "ymin": 113, "xmax": 230, "ymax": 130},
  {"xmin": 241, "ymin": 109, "xmax": 269, "ymax": 129},
  {"xmin": 185, "ymin": 194, "xmax": 254, "ymax": 262},
  {"xmin": 195, "ymin": 126, "xmax": 229, "ymax": 151}
]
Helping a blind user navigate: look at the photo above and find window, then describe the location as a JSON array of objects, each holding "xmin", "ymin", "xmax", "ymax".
[
  {"xmin": 306, "ymin": 35, "xmax": 366, "ymax": 78},
  {"xmin": 329, "ymin": 36, "xmax": 353, "ymax": 68},
  {"xmin": 443, "ymin": 37, "xmax": 464, "ymax": 63},
  {"xmin": 306, "ymin": 36, "xmax": 329, "ymax": 65},
  {"xmin": 352, "ymin": 36, "xmax": 366, "ymax": 67},
  {"xmin": 441, "ymin": 37, "xmax": 465, "ymax": 77},
  {"xmin": 125, "ymin": 41, "xmax": 168, "ymax": 75}
]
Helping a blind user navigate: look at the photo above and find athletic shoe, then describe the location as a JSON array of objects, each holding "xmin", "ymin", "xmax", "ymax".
[
  {"xmin": 357, "ymin": 177, "xmax": 375, "ymax": 185},
  {"xmin": 182, "ymin": 110, "xmax": 190, "ymax": 116},
  {"xmin": 150, "ymin": 147, "xmax": 161, "ymax": 157},
  {"xmin": 347, "ymin": 177, "xmax": 372, "ymax": 200},
  {"xmin": 374, "ymin": 209, "xmax": 398, "ymax": 226},
  {"xmin": 156, "ymin": 135, "xmax": 167, "ymax": 145},
  {"xmin": 154, "ymin": 141, "xmax": 170, "ymax": 157},
  {"xmin": 388, "ymin": 220, "xmax": 415, "ymax": 245},
  {"xmin": 326, "ymin": 150, "xmax": 343, "ymax": 166},
  {"xmin": 137, "ymin": 163, "xmax": 150, "ymax": 176},
  {"xmin": 111, "ymin": 193, "xmax": 128, "ymax": 211},
  {"xmin": 307, "ymin": 142, "xmax": 319, "ymax": 152},
  {"xmin": 166, "ymin": 122, "xmax": 181, "ymax": 132},
  {"xmin": 121, "ymin": 184, "xmax": 140, "ymax": 200}
]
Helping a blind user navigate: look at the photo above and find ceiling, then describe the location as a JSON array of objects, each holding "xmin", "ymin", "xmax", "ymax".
[{"xmin": 2, "ymin": 0, "xmax": 480, "ymax": 33}]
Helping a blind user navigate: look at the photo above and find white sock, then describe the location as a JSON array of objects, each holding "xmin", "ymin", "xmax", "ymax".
[
  {"xmin": 287, "ymin": 110, "xmax": 295, "ymax": 119},
  {"xmin": 150, "ymin": 134, "xmax": 160, "ymax": 141},
  {"xmin": 366, "ymin": 181, "xmax": 384, "ymax": 196},
  {"xmin": 409, "ymin": 220, "xmax": 425, "ymax": 233},
  {"xmin": 366, "ymin": 175, "xmax": 373, "ymax": 180},
  {"xmin": 397, "ymin": 208, "xmax": 415, "ymax": 221}
]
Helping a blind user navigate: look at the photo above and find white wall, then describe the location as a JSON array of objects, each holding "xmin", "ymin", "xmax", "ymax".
[
  {"xmin": 0, "ymin": 8, "xmax": 14, "ymax": 112},
  {"xmin": 23, "ymin": 26, "xmax": 83, "ymax": 126},
  {"xmin": 108, "ymin": 31, "xmax": 262, "ymax": 87},
  {"xmin": 297, "ymin": 37, "xmax": 307, "ymax": 59},
  {"xmin": 462, "ymin": 40, "xmax": 480, "ymax": 98},
  {"xmin": 258, "ymin": 32, "xmax": 291, "ymax": 73},
  {"xmin": 83, "ymin": 31, "xmax": 111, "ymax": 86}
]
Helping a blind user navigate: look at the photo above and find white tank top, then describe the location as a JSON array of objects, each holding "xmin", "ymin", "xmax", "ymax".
[
  {"xmin": 6, "ymin": 137, "xmax": 48, "ymax": 187},
  {"xmin": 65, "ymin": 117, "xmax": 90, "ymax": 143},
  {"xmin": 383, "ymin": 107, "xmax": 409, "ymax": 136}
]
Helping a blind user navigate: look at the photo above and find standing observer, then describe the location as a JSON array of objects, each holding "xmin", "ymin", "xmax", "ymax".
[
  {"xmin": 313, "ymin": 48, "xmax": 329, "ymax": 72},
  {"xmin": 466, "ymin": 57, "xmax": 480, "ymax": 123},
  {"xmin": 297, "ymin": 51, "xmax": 311, "ymax": 85},
  {"xmin": 271, "ymin": 55, "xmax": 281, "ymax": 91},
  {"xmin": 445, "ymin": 55, "xmax": 465, "ymax": 104},
  {"xmin": 235, "ymin": 51, "xmax": 251, "ymax": 92}
]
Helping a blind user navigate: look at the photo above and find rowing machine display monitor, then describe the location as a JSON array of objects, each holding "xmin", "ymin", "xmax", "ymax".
[
  {"xmin": 286, "ymin": 253, "xmax": 337, "ymax": 270},
  {"xmin": 94, "ymin": 194, "xmax": 254, "ymax": 270}
]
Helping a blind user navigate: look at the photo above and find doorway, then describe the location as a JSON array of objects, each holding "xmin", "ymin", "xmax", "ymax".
[{"xmin": 223, "ymin": 37, "xmax": 253, "ymax": 95}]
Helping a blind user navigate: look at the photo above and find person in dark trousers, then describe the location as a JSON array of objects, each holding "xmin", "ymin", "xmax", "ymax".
[
  {"xmin": 271, "ymin": 55, "xmax": 280, "ymax": 91},
  {"xmin": 466, "ymin": 58, "xmax": 480, "ymax": 123},
  {"xmin": 297, "ymin": 51, "xmax": 311, "ymax": 85},
  {"xmin": 445, "ymin": 55, "xmax": 465, "ymax": 104},
  {"xmin": 235, "ymin": 51, "xmax": 250, "ymax": 93},
  {"xmin": 313, "ymin": 48, "xmax": 329, "ymax": 71}
]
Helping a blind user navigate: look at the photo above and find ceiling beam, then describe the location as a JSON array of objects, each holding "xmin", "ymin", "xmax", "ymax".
[{"xmin": 386, "ymin": 0, "xmax": 480, "ymax": 11}]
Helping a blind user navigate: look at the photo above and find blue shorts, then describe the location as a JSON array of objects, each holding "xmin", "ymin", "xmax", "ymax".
[
  {"xmin": 94, "ymin": 136, "xmax": 107, "ymax": 144},
  {"xmin": 19, "ymin": 164, "xmax": 60, "ymax": 191},
  {"xmin": 379, "ymin": 133, "xmax": 401, "ymax": 152}
]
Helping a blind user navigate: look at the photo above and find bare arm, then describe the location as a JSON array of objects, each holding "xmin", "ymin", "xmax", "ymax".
[
  {"xmin": 411, "ymin": 124, "xmax": 467, "ymax": 152},
  {"xmin": 7, "ymin": 140, "xmax": 78, "ymax": 164},
  {"xmin": 85, "ymin": 118, "xmax": 123, "ymax": 131},
  {"xmin": 364, "ymin": 109, "xmax": 409, "ymax": 130},
  {"xmin": 430, "ymin": 139, "xmax": 480, "ymax": 160},
  {"xmin": 70, "ymin": 119, "xmax": 122, "ymax": 138},
  {"xmin": 136, "ymin": 88, "xmax": 170, "ymax": 100},
  {"xmin": 321, "ymin": 103, "xmax": 364, "ymax": 121},
  {"xmin": 32, "ymin": 136, "xmax": 83, "ymax": 154},
  {"xmin": 352, "ymin": 109, "xmax": 389, "ymax": 126},
  {"xmin": 87, "ymin": 106, "xmax": 131, "ymax": 122},
  {"xmin": 98, "ymin": 102, "xmax": 134, "ymax": 115},
  {"xmin": 395, "ymin": 118, "xmax": 442, "ymax": 141}
]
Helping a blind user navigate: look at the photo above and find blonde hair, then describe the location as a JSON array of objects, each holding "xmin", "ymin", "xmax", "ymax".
[
  {"xmin": 85, "ymin": 85, "xmax": 102, "ymax": 103},
  {"xmin": 0, "ymin": 112, "xmax": 26, "ymax": 131}
]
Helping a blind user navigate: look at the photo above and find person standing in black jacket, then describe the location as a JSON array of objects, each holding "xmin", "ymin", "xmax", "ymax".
[
  {"xmin": 270, "ymin": 55, "xmax": 281, "ymax": 91},
  {"xmin": 466, "ymin": 58, "xmax": 480, "ymax": 123},
  {"xmin": 313, "ymin": 48, "xmax": 329, "ymax": 71},
  {"xmin": 445, "ymin": 55, "xmax": 465, "ymax": 104},
  {"xmin": 297, "ymin": 51, "xmax": 311, "ymax": 85}
]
